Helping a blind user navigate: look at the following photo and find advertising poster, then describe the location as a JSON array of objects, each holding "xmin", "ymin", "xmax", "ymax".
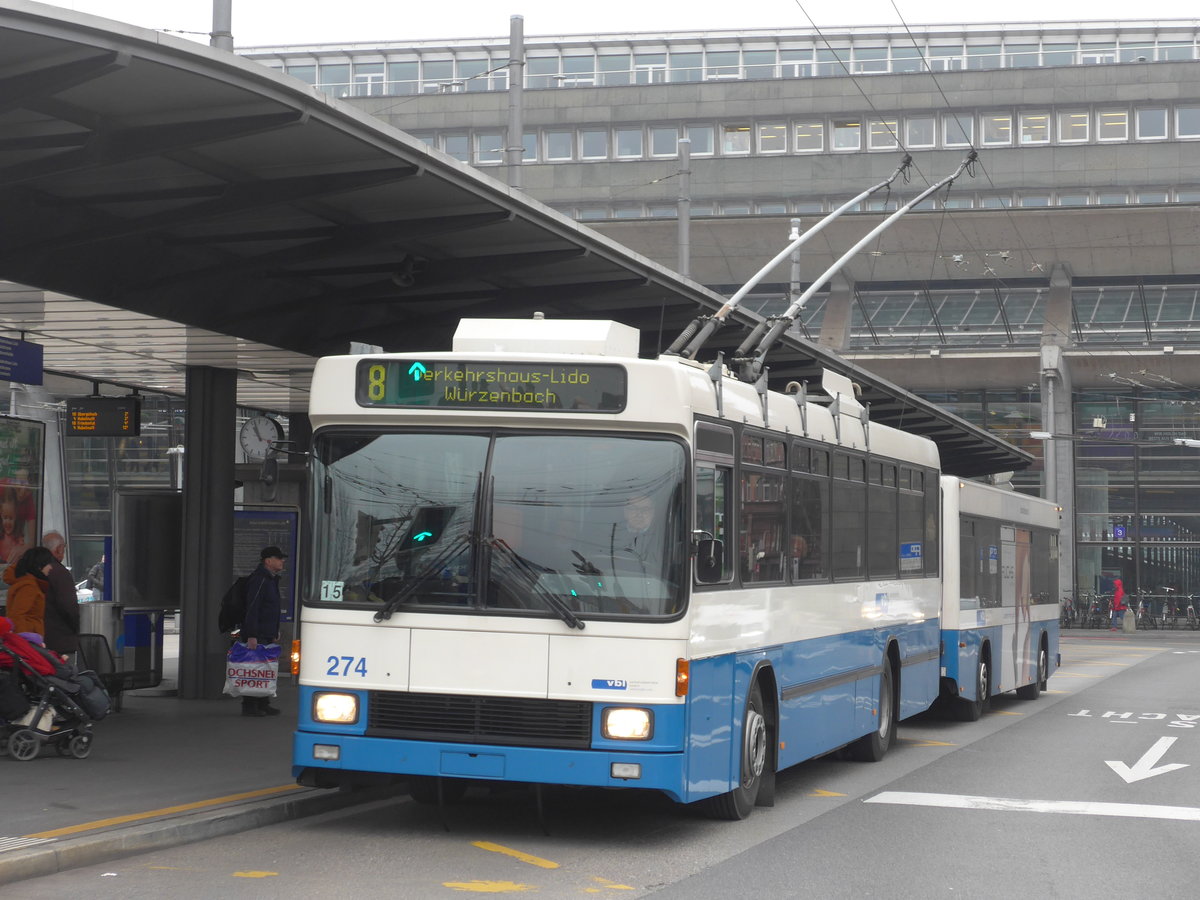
[{"xmin": 0, "ymin": 416, "xmax": 45, "ymax": 569}]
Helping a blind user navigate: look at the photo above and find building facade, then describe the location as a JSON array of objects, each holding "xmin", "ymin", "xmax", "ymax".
[{"xmin": 244, "ymin": 19, "xmax": 1200, "ymax": 605}]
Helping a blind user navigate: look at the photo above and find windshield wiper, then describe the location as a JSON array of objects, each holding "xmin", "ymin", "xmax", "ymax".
[
  {"xmin": 490, "ymin": 538, "xmax": 585, "ymax": 631},
  {"xmin": 373, "ymin": 534, "xmax": 473, "ymax": 622}
]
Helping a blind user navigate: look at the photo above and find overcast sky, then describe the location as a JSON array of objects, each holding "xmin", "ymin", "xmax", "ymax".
[{"xmin": 53, "ymin": 1, "xmax": 1199, "ymax": 47}]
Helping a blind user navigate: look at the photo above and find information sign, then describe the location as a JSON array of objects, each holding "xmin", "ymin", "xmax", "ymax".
[{"xmin": 66, "ymin": 397, "xmax": 141, "ymax": 436}]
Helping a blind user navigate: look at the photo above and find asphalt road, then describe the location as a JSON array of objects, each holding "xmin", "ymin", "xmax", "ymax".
[{"xmin": 13, "ymin": 633, "xmax": 1200, "ymax": 899}]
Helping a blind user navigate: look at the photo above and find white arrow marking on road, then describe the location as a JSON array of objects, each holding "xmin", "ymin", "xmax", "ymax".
[{"xmin": 1105, "ymin": 736, "xmax": 1189, "ymax": 784}]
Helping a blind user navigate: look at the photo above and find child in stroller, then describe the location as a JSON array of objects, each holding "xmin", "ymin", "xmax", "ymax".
[{"xmin": 0, "ymin": 616, "xmax": 110, "ymax": 760}]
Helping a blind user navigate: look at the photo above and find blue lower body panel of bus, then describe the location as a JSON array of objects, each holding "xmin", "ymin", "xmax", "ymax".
[
  {"xmin": 293, "ymin": 685, "xmax": 694, "ymax": 802},
  {"xmin": 942, "ymin": 620, "xmax": 1058, "ymax": 700}
]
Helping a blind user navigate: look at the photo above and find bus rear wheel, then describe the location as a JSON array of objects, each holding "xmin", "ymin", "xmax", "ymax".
[
  {"xmin": 1017, "ymin": 644, "xmax": 1047, "ymax": 700},
  {"xmin": 700, "ymin": 681, "xmax": 768, "ymax": 820},
  {"xmin": 954, "ymin": 654, "xmax": 990, "ymax": 722},
  {"xmin": 846, "ymin": 660, "xmax": 896, "ymax": 762}
]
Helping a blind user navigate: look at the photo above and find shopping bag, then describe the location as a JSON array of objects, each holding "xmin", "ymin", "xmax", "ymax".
[{"xmin": 223, "ymin": 642, "xmax": 280, "ymax": 697}]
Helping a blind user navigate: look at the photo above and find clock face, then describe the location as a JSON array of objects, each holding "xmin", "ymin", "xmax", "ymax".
[{"xmin": 239, "ymin": 416, "xmax": 283, "ymax": 459}]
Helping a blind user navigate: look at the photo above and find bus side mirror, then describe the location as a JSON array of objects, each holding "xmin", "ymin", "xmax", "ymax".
[{"xmin": 695, "ymin": 538, "xmax": 724, "ymax": 584}]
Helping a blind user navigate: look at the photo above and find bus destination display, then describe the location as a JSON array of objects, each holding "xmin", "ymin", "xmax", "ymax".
[
  {"xmin": 356, "ymin": 359, "xmax": 627, "ymax": 412},
  {"xmin": 66, "ymin": 397, "xmax": 141, "ymax": 436}
]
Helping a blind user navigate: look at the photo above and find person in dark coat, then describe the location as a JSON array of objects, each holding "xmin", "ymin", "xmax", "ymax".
[
  {"xmin": 239, "ymin": 546, "xmax": 286, "ymax": 717},
  {"xmin": 40, "ymin": 532, "xmax": 80, "ymax": 658}
]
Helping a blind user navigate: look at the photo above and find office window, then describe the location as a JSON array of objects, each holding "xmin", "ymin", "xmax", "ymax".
[
  {"xmin": 522, "ymin": 132, "xmax": 537, "ymax": 161},
  {"xmin": 868, "ymin": 119, "xmax": 899, "ymax": 150},
  {"xmin": 1096, "ymin": 193, "xmax": 1128, "ymax": 205},
  {"xmin": 1042, "ymin": 42, "xmax": 1077, "ymax": 66},
  {"xmin": 980, "ymin": 195, "xmax": 1012, "ymax": 208},
  {"xmin": 780, "ymin": 48, "xmax": 813, "ymax": 77},
  {"xmin": 722, "ymin": 202, "xmax": 751, "ymax": 215},
  {"xmin": 967, "ymin": 45, "xmax": 1002, "ymax": 69},
  {"xmin": 744, "ymin": 50, "xmax": 776, "ymax": 80},
  {"xmin": 648, "ymin": 204, "xmax": 677, "ymax": 217},
  {"xmin": 757, "ymin": 201, "xmax": 788, "ymax": 214},
  {"xmin": 458, "ymin": 58, "xmax": 493, "ymax": 92},
  {"xmin": 722, "ymin": 124, "xmax": 752, "ymax": 154},
  {"xmin": 577, "ymin": 207, "xmax": 607, "ymax": 220},
  {"xmin": 1136, "ymin": 108, "xmax": 1168, "ymax": 140},
  {"xmin": 580, "ymin": 129, "xmax": 609, "ymax": 159},
  {"xmin": 386, "ymin": 61, "xmax": 418, "ymax": 94},
  {"xmin": 670, "ymin": 52, "xmax": 703, "ymax": 83},
  {"xmin": 981, "ymin": 113, "xmax": 1013, "ymax": 145},
  {"xmin": 613, "ymin": 206, "xmax": 642, "ymax": 219},
  {"xmin": 1005, "ymin": 43, "xmax": 1039, "ymax": 67},
  {"xmin": 634, "ymin": 52, "xmax": 667, "ymax": 84},
  {"xmin": 651, "ymin": 127, "xmax": 680, "ymax": 157},
  {"xmin": 442, "ymin": 134, "xmax": 469, "ymax": 161},
  {"xmin": 318, "ymin": 63, "xmax": 350, "ymax": 97},
  {"xmin": 1058, "ymin": 194, "xmax": 1089, "ymax": 206},
  {"xmin": 1058, "ymin": 111, "xmax": 1090, "ymax": 143},
  {"xmin": 793, "ymin": 120, "xmax": 824, "ymax": 152},
  {"xmin": 1136, "ymin": 191, "xmax": 1169, "ymax": 204},
  {"xmin": 1019, "ymin": 194, "xmax": 1051, "ymax": 207},
  {"xmin": 927, "ymin": 44, "xmax": 964, "ymax": 71},
  {"xmin": 853, "ymin": 47, "xmax": 888, "ymax": 74},
  {"xmin": 544, "ymin": 131, "xmax": 572, "ymax": 160},
  {"xmin": 351, "ymin": 63, "xmax": 386, "ymax": 97},
  {"xmin": 687, "ymin": 124, "xmax": 715, "ymax": 155},
  {"xmin": 615, "ymin": 128, "xmax": 644, "ymax": 158},
  {"xmin": 758, "ymin": 122, "xmax": 787, "ymax": 154},
  {"xmin": 421, "ymin": 59, "xmax": 454, "ymax": 92},
  {"xmin": 832, "ymin": 118, "xmax": 861, "ymax": 151},
  {"xmin": 1157, "ymin": 41, "xmax": 1195, "ymax": 61},
  {"xmin": 474, "ymin": 133, "xmax": 503, "ymax": 165},
  {"xmin": 526, "ymin": 57, "xmax": 559, "ymax": 89},
  {"xmin": 906, "ymin": 116, "xmax": 935, "ymax": 148},
  {"xmin": 559, "ymin": 55, "xmax": 595, "ymax": 87},
  {"xmin": 1081, "ymin": 43, "xmax": 1117, "ymax": 64},
  {"xmin": 286, "ymin": 64, "xmax": 317, "ymax": 85},
  {"xmin": 1178, "ymin": 106, "xmax": 1200, "ymax": 138},
  {"xmin": 598, "ymin": 54, "xmax": 631, "ymax": 86},
  {"xmin": 943, "ymin": 113, "xmax": 974, "ymax": 147},
  {"xmin": 706, "ymin": 50, "xmax": 740, "ymax": 80},
  {"xmin": 1020, "ymin": 112, "xmax": 1050, "ymax": 144},
  {"xmin": 1097, "ymin": 110, "xmax": 1129, "ymax": 141},
  {"xmin": 815, "ymin": 48, "xmax": 847, "ymax": 77},
  {"xmin": 891, "ymin": 47, "xmax": 923, "ymax": 73}
]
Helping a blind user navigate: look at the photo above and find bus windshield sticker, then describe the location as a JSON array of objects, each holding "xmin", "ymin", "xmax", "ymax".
[
  {"xmin": 320, "ymin": 581, "xmax": 345, "ymax": 601},
  {"xmin": 356, "ymin": 359, "xmax": 627, "ymax": 412}
]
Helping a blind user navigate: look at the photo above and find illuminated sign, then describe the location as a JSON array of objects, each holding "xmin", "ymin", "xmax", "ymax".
[
  {"xmin": 65, "ymin": 397, "xmax": 141, "ymax": 437},
  {"xmin": 356, "ymin": 360, "xmax": 627, "ymax": 412}
]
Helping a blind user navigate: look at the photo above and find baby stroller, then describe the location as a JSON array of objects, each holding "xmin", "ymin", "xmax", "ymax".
[{"xmin": 0, "ymin": 620, "xmax": 111, "ymax": 761}]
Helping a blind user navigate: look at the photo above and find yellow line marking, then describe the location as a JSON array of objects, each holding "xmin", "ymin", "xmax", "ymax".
[
  {"xmin": 1049, "ymin": 672, "xmax": 1100, "ymax": 678},
  {"xmin": 233, "ymin": 871, "xmax": 279, "ymax": 879},
  {"xmin": 590, "ymin": 876, "xmax": 636, "ymax": 890},
  {"xmin": 990, "ymin": 710, "xmax": 1022, "ymax": 716},
  {"xmin": 905, "ymin": 739, "xmax": 957, "ymax": 747},
  {"xmin": 444, "ymin": 880, "xmax": 535, "ymax": 893},
  {"xmin": 809, "ymin": 789, "xmax": 847, "ymax": 797},
  {"xmin": 1075, "ymin": 661, "xmax": 1129, "ymax": 667},
  {"xmin": 472, "ymin": 841, "xmax": 559, "ymax": 869},
  {"xmin": 25, "ymin": 784, "xmax": 303, "ymax": 839},
  {"xmin": 1045, "ymin": 689, "xmax": 1069, "ymax": 694}
]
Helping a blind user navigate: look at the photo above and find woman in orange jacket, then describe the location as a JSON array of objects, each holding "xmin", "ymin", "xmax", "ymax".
[{"xmin": 3, "ymin": 546, "xmax": 56, "ymax": 640}]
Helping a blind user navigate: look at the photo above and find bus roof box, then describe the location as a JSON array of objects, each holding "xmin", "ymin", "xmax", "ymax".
[{"xmin": 453, "ymin": 317, "xmax": 640, "ymax": 358}]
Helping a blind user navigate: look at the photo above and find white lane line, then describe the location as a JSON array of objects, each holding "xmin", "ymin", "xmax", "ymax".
[{"xmin": 865, "ymin": 791, "xmax": 1200, "ymax": 821}]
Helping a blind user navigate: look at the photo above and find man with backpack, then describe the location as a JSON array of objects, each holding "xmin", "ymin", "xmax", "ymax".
[{"xmin": 238, "ymin": 546, "xmax": 286, "ymax": 717}]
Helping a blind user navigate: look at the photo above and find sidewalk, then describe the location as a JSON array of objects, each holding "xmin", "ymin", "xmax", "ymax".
[{"xmin": 2, "ymin": 639, "xmax": 395, "ymax": 886}]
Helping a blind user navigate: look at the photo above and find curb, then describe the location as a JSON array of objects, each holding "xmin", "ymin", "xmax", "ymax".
[{"xmin": 1, "ymin": 784, "xmax": 403, "ymax": 886}]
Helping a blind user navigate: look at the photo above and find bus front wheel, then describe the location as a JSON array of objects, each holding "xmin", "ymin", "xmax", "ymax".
[
  {"xmin": 846, "ymin": 660, "xmax": 896, "ymax": 762},
  {"xmin": 699, "ymin": 681, "xmax": 768, "ymax": 820}
]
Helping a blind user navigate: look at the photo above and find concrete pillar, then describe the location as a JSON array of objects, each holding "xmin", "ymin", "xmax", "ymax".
[
  {"xmin": 1040, "ymin": 267, "xmax": 1076, "ymax": 598},
  {"xmin": 178, "ymin": 366, "xmax": 237, "ymax": 699},
  {"xmin": 816, "ymin": 273, "xmax": 854, "ymax": 352}
]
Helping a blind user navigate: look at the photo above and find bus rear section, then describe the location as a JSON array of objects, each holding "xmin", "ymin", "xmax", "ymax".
[{"xmin": 939, "ymin": 476, "xmax": 1061, "ymax": 721}]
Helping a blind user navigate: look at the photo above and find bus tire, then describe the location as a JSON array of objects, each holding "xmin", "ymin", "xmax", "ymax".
[
  {"xmin": 408, "ymin": 775, "xmax": 469, "ymax": 805},
  {"xmin": 699, "ymin": 681, "xmax": 768, "ymax": 820},
  {"xmin": 1017, "ymin": 642, "xmax": 1047, "ymax": 700},
  {"xmin": 954, "ymin": 651, "xmax": 990, "ymax": 722},
  {"xmin": 846, "ymin": 660, "xmax": 896, "ymax": 762}
]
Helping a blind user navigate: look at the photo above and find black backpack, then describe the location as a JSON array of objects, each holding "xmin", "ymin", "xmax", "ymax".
[{"xmin": 217, "ymin": 576, "xmax": 250, "ymax": 634}]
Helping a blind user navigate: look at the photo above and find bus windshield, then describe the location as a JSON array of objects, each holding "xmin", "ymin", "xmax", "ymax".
[{"xmin": 311, "ymin": 431, "xmax": 688, "ymax": 619}]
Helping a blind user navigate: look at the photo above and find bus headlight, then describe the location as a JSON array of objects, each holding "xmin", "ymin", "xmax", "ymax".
[
  {"xmin": 602, "ymin": 707, "xmax": 652, "ymax": 740},
  {"xmin": 313, "ymin": 692, "xmax": 358, "ymax": 724}
]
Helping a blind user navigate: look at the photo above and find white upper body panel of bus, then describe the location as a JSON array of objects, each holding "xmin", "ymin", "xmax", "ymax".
[{"xmin": 308, "ymin": 317, "xmax": 940, "ymax": 470}]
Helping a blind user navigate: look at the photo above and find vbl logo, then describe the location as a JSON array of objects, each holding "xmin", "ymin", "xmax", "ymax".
[{"xmin": 592, "ymin": 678, "xmax": 628, "ymax": 690}]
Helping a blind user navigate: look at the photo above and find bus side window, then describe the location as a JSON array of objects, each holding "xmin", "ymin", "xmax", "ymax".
[{"xmin": 695, "ymin": 464, "xmax": 732, "ymax": 583}]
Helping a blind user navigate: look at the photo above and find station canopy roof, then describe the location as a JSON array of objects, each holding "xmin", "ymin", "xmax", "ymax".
[{"xmin": 0, "ymin": 1, "xmax": 1029, "ymax": 477}]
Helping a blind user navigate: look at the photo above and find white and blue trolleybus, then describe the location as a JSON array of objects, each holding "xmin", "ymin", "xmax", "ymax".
[{"xmin": 293, "ymin": 316, "xmax": 1059, "ymax": 818}]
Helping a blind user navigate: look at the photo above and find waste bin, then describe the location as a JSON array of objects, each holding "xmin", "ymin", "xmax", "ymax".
[{"xmin": 79, "ymin": 600, "xmax": 121, "ymax": 651}]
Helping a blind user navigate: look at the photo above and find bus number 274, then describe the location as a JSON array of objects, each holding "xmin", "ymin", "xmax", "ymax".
[{"xmin": 326, "ymin": 656, "xmax": 368, "ymax": 677}]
